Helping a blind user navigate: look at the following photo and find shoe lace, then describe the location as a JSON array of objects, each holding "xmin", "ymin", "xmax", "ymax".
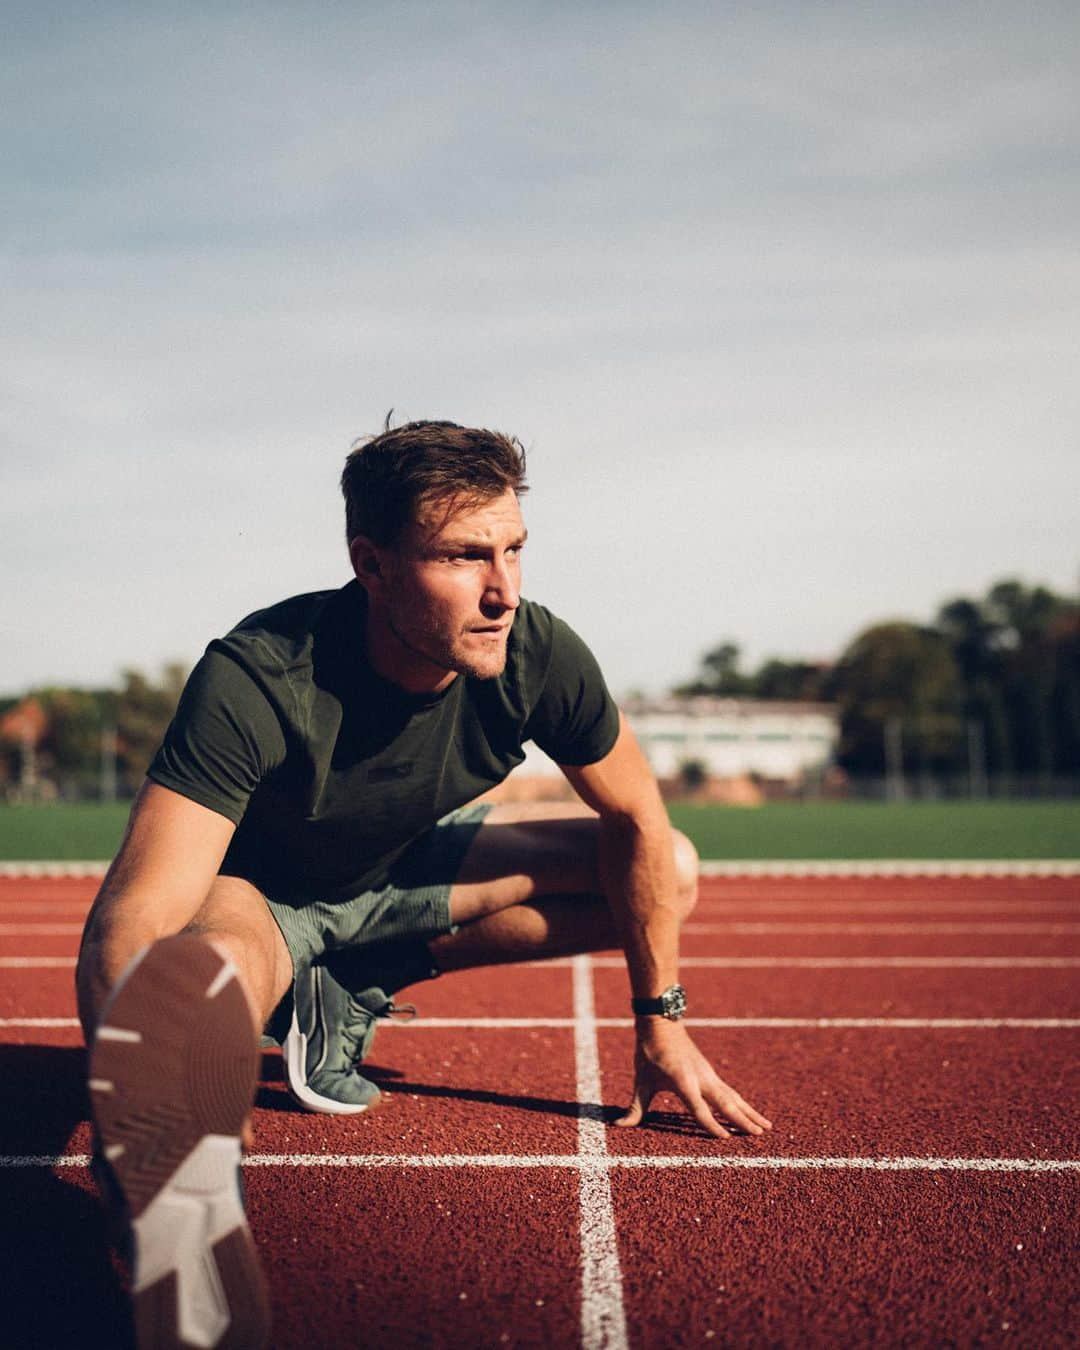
[{"xmin": 340, "ymin": 996, "xmax": 417, "ymax": 1066}]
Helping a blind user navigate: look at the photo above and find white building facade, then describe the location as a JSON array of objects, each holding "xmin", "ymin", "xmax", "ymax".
[
  {"xmin": 512, "ymin": 697, "xmax": 839, "ymax": 786},
  {"xmin": 623, "ymin": 696, "xmax": 839, "ymax": 782}
]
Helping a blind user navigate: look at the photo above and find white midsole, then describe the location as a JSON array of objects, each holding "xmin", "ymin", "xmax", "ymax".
[
  {"xmin": 131, "ymin": 1134, "xmax": 245, "ymax": 1348},
  {"xmin": 283, "ymin": 1012, "xmax": 375, "ymax": 1117}
]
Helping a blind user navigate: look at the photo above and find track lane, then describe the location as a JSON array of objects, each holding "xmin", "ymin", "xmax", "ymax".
[
  {"xmin": 591, "ymin": 964, "xmax": 1080, "ymax": 1019},
  {"xmin": 3, "ymin": 869, "xmax": 1079, "ymax": 1348},
  {"xmin": 610, "ymin": 1170, "xmax": 1079, "ymax": 1348},
  {"xmin": 598, "ymin": 1025, "xmax": 1079, "ymax": 1159}
]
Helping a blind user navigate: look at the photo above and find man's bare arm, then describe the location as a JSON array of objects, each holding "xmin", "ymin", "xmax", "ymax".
[
  {"xmin": 76, "ymin": 781, "xmax": 237, "ymax": 1037},
  {"xmin": 561, "ymin": 714, "xmax": 772, "ymax": 1139}
]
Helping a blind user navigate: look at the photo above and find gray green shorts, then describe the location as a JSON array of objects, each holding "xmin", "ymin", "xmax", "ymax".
[{"xmin": 262, "ymin": 803, "xmax": 491, "ymax": 976}]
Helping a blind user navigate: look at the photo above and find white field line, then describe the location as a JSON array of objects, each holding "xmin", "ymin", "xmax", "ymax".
[
  {"xmin": 0, "ymin": 1018, "xmax": 82, "ymax": 1028},
  {"xmin": 546, "ymin": 956, "xmax": 1080, "ymax": 969},
  {"xmin": 573, "ymin": 954, "xmax": 629, "ymax": 1350},
  {"xmin": 3, "ymin": 1016, "xmax": 1080, "ymax": 1031},
  {"xmin": 0, "ymin": 957, "xmax": 76, "ymax": 967},
  {"xmin": 0, "ymin": 863, "xmax": 108, "ymax": 878},
  {"xmin": 6, "ymin": 955, "xmax": 1080, "ymax": 971},
  {"xmin": 683, "ymin": 921, "xmax": 1080, "ymax": 935},
  {"xmin": 1, "ymin": 897, "xmax": 1076, "ymax": 916},
  {"xmin": 401, "ymin": 1017, "xmax": 1080, "ymax": 1030},
  {"xmin": 4, "ymin": 917, "xmax": 1074, "ymax": 939},
  {"xmin": 7, "ymin": 1153, "xmax": 1080, "ymax": 1173},
  {"xmin": 699, "ymin": 862, "xmax": 1080, "ymax": 877},
  {"xmin": 688, "ymin": 923, "xmax": 1080, "ymax": 934},
  {"xmin": 1, "ymin": 860, "xmax": 1079, "ymax": 879},
  {"xmin": 694, "ymin": 899, "xmax": 1080, "ymax": 913}
]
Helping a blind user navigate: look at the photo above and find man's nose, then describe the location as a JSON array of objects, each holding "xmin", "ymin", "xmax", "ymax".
[{"xmin": 484, "ymin": 556, "xmax": 520, "ymax": 610}]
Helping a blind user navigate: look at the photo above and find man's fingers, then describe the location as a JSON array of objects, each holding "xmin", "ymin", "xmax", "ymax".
[
  {"xmin": 613, "ymin": 1081, "xmax": 656, "ymax": 1128},
  {"xmin": 706, "ymin": 1086, "xmax": 773, "ymax": 1136},
  {"xmin": 686, "ymin": 1093, "xmax": 731, "ymax": 1140}
]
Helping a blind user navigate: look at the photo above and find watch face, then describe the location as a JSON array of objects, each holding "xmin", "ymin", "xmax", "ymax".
[{"xmin": 661, "ymin": 985, "xmax": 688, "ymax": 1019}]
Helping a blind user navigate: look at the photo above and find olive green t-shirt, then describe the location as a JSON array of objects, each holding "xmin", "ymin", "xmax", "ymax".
[{"xmin": 148, "ymin": 581, "xmax": 620, "ymax": 904}]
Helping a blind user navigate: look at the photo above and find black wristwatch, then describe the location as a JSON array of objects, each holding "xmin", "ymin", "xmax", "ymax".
[{"xmin": 631, "ymin": 984, "xmax": 688, "ymax": 1020}]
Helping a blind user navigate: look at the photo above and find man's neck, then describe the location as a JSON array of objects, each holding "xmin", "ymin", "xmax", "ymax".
[{"xmin": 364, "ymin": 607, "xmax": 458, "ymax": 696}]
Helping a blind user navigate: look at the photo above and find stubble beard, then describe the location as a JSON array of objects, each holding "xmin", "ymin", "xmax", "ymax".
[{"xmin": 387, "ymin": 610, "xmax": 508, "ymax": 682}]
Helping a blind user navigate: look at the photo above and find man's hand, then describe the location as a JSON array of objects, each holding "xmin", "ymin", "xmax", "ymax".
[{"xmin": 615, "ymin": 1020, "xmax": 773, "ymax": 1139}]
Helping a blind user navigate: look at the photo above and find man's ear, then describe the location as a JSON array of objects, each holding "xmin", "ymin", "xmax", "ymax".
[{"xmin": 349, "ymin": 535, "xmax": 386, "ymax": 591}]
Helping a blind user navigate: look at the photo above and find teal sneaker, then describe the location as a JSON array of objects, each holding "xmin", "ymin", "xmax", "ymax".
[{"xmin": 283, "ymin": 949, "xmax": 433, "ymax": 1115}]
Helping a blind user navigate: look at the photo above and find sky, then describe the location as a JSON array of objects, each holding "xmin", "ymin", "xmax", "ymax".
[{"xmin": 4, "ymin": 0, "xmax": 1078, "ymax": 700}]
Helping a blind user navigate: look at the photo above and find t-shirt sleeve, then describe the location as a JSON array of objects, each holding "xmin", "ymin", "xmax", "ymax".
[
  {"xmin": 523, "ymin": 614, "xmax": 621, "ymax": 766},
  {"xmin": 147, "ymin": 649, "xmax": 287, "ymax": 824}
]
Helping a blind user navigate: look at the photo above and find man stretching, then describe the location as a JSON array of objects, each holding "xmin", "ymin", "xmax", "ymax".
[{"xmin": 77, "ymin": 419, "xmax": 771, "ymax": 1349}]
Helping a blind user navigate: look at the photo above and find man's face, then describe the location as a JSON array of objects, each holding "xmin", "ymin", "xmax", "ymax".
[{"xmin": 370, "ymin": 486, "xmax": 526, "ymax": 685}]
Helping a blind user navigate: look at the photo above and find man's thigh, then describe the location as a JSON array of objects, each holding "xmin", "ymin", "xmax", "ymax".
[
  {"xmin": 187, "ymin": 875, "xmax": 294, "ymax": 1022},
  {"xmin": 450, "ymin": 801, "xmax": 602, "ymax": 923}
]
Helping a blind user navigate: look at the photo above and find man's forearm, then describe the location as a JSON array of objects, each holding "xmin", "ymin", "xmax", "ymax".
[
  {"xmin": 76, "ymin": 888, "xmax": 164, "ymax": 1039},
  {"xmin": 596, "ymin": 804, "xmax": 681, "ymax": 999}
]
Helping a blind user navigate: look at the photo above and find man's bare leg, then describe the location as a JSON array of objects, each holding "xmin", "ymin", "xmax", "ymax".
[
  {"xmin": 79, "ymin": 874, "xmax": 293, "ymax": 1041},
  {"xmin": 431, "ymin": 802, "xmax": 699, "ymax": 971}
]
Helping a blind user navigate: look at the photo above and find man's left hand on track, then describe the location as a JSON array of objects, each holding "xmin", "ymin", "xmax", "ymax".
[{"xmin": 614, "ymin": 1020, "xmax": 773, "ymax": 1140}]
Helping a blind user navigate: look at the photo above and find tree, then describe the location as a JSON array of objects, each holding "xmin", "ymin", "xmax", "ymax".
[
  {"xmin": 675, "ymin": 642, "xmax": 748, "ymax": 697},
  {"xmin": 747, "ymin": 659, "xmax": 828, "ymax": 702},
  {"xmin": 937, "ymin": 578, "xmax": 1080, "ymax": 779},
  {"xmin": 826, "ymin": 622, "xmax": 965, "ymax": 775},
  {"xmin": 114, "ymin": 664, "xmax": 188, "ymax": 791}
]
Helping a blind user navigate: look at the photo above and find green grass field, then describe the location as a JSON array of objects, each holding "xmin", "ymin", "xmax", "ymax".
[
  {"xmin": 668, "ymin": 800, "xmax": 1080, "ymax": 860},
  {"xmin": 0, "ymin": 800, "xmax": 1076, "ymax": 862}
]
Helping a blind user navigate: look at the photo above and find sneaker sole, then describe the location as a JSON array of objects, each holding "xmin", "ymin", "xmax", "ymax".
[
  {"xmin": 89, "ymin": 934, "xmax": 270, "ymax": 1349},
  {"xmin": 283, "ymin": 1009, "xmax": 382, "ymax": 1116}
]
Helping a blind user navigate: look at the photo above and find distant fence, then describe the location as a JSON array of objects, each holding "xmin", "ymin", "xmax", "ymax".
[
  {"xmin": 825, "ymin": 773, "xmax": 1080, "ymax": 803},
  {"xmin": 6, "ymin": 769, "xmax": 1080, "ymax": 808}
]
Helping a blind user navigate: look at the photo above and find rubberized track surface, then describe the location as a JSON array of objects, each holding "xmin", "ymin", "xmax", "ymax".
[{"xmin": 2, "ymin": 870, "xmax": 1078, "ymax": 1348}]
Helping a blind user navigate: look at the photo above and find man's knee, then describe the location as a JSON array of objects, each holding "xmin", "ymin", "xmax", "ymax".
[
  {"xmin": 184, "ymin": 878, "xmax": 293, "ymax": 1027},
  {"xmin": 672, "ymin": 830, "xmax": 699, "ymax": 917}
]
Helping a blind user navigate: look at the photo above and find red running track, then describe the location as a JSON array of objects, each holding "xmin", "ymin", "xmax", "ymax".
[{"xmin": 1, "ymin": 872, "xmax": 1078, "ymax": 1348}]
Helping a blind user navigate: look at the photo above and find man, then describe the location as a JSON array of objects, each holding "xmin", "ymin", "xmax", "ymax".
[{"xmin": 77, "ymin": 420, "xmax": 771, "ymax": 1349}]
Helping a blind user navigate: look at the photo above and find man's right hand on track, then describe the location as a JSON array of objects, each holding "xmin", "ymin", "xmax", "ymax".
[{"xmin": 614, "ymin": 1019, "xmax": 773, "ymax": 1140}]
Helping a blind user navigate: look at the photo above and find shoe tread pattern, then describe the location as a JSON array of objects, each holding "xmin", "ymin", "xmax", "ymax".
[{"xmin": 89, "ymin": 934, "xmax": 269, "ymax": 1349}]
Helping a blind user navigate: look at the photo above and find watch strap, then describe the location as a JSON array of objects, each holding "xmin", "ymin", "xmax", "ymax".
[{"xmin": 631, "ymin": 984, "xmax": 687, "ymax": 1019}]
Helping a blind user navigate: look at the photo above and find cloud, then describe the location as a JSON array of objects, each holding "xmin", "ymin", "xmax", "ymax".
[{"xmin": 2, "ymin": 1, "xmax": 1078, "ymax": 694}]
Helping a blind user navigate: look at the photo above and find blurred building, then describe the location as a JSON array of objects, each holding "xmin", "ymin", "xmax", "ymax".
[{"xmin": 483, "ymin": 696, "xmax": 840, "ymax": 803}]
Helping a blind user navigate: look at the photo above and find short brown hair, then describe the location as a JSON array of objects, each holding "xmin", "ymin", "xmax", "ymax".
[{"xmin": 341, "ymin": 418, "xmax": 528, "ymax": 546}]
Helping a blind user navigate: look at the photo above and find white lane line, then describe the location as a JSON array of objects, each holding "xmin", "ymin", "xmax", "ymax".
[
  {"xmin": 699, "ymin": 862, "xmax": 1080, "ymax": 877},
  {"xmin": 606, "ymin": 1156, "xmax": 1080, "ymax": 1172},
  {"xmin": 2, "ymin": 860, "xmax": 1079, "ymax": 879},
  {"xmin": 2, "ymin": 1016, "xmax": 1078, "ymax": 1032},
  {"xmin": 0, "ymin": 958, "xmax": 76, "ymax": 968},
  {"xmin": 4, "ymin": 954, "xmax": 1078, "ymax": 974},
  {"xmin": 564, "ymin": 957, "xmax": 1080, "ymax": 969},
  {"xmin": 0, "ymin": 863, "xmax": 108, "ymax": 878},
  {"xmin": 685, "ymin": 921, "xmax": 1080, "ymax": 935},
  {"xmin": 695, "ymin": 897, "xmax": 1080, "ymax": 912},
  {"xmin": 9, "ymin": 1153, "xmax": 1080, "ymax": 1173},
  {"xmin": 402, "ymin": 1017, "xmax": 1080, "ymax": 1030},
  {"xmin": 0, "ymin": 1018, "xmax": 81, "ymax": 1028},
  {"xmin": 573, "ymin": 954, "xmax": 629, "ymax": 1350},
  {"xmin": 0, "ymin": 924, "xmax": 84, "ymax": 935},
  {"xmin": 396, "ymin": 1017, "xmax": 1080, "ymax": 1030}
]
